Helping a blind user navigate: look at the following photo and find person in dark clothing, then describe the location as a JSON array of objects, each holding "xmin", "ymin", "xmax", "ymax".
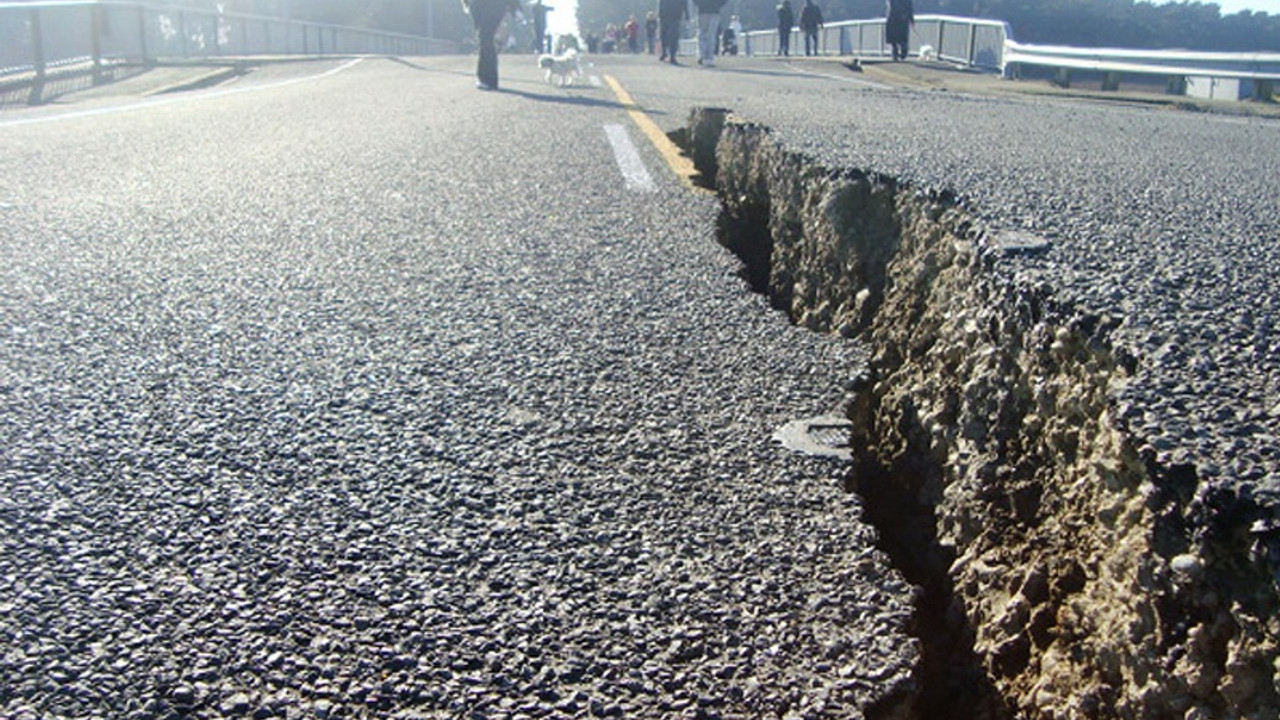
[
  {"xmin": 776, "ymin": 1, "xmax": 794, "ymax": 57},
  {"xmin": 645, "ymin": 11, "xmax": 659, "ymax": 54},
  {"xmin": 658, "ymin": 0, "xmax": 688, "ymax": 64},
  {"xmin": 886, "ymin": 0, "xmax": 913, "ymax": 61},
  {"xmin": 531, "ymin": 0, "xmax": 553, "ymax": 53},
  {"xmin": 799, "ymin": 0, "xmax": 823, "ymax": 56},
  {"xmin": 464, "ymin": 0, "xmax": 517, "ymax": 89}
]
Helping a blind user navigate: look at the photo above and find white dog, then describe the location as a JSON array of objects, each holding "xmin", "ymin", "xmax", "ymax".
[
  {"xmin": 918, "ymin": 44, "xmax": 937, "ymax": 62},
  {"xmin": 538, "ymin": 49, "xmax": 582, "ymax": 87}
]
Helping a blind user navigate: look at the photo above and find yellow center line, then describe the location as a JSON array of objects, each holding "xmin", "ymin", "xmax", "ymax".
[{"xmin": 603, "ymin": 74, "xmax": 701, "ymax": 190}]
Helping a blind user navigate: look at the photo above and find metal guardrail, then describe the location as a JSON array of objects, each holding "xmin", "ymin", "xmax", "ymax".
[
  {"xmin": 733, "ymin": 15, "xmax": 1010, "ymax": 71},
  {"xmin": 1, "ymin": 0, "xmax": 456, "ymax": 104},
  {"xmin": 691, "ymin": 13, "xmax": 1277, "ymax": 99},
  {"xmin": 1004, "ymin": 41, "xmax": 1280, "ymax": 81}
]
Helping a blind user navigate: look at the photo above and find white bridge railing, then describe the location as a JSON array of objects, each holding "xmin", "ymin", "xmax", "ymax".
[
  {"xmin": 1003, "ymin": 41, "xmax": 1280, "ymax": 81},
  {"xmin": 723, "ymin": 14, "xmax": 1278, "ymax": 98},
  {"xmin": 740, "ymin": 15, "xmax": 1010, "ymax": 71},
  {"xmin": 1, "ymin": 0, "xmax": 456, "ymax": 104}
]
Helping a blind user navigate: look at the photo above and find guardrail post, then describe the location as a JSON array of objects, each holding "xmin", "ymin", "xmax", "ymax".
[
  {"xmin": 936, "ymin": 20, "xmax": 945, "ymax": 61},
  {"xmin": 1102, "ymin": 71, "xmax": 1121, "ymax": 91},
  {"xmin": 1054, "ymin": 67, "xmax": 1070, "ymax": 88},
  {"xmin": 29, "ymin": 6, "xmax": 46, "ymax": 105}
]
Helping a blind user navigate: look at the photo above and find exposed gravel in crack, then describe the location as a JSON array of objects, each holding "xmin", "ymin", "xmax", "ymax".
[
  {"xmin": 727, "ymin": 88, "xmax": 1280, "ymax": 495},
  {"xmin": 687, "ymin": 103, "xmax": 1280, "ymax": 719}
]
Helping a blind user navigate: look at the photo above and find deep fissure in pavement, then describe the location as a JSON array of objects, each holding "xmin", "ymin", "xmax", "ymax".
[
  {"xmin": 681, "ymin": 108, "xmax": 1280, "ymax": 720},
  {"xmin": 686, "ymin": 112, "xmax": 1005, "ymax": 720}
]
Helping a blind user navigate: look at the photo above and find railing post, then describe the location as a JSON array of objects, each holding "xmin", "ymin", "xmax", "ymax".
[
  {"xmin": 137, "ymin": 5, "xmax": 150, "ymax": 65},
  {"xmin": 968, "ymin": 22, "xmax": 978, "ymax": 68},
  {"xmin": 29, "ymin": 6, "xmax": 45, "ymax": 105},
  {"xmin": 91, "ymin": 3, "xmax": 104, "ymax": 86},
  {"xmin": 936, "ymin": 20, "xmax": 945, "ymax": 61}
]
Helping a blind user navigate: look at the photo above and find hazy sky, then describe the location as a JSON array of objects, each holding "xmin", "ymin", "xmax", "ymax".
[{"xmin": 1216, "ymin": 0, "xmax": 1280, "ymax": 13}]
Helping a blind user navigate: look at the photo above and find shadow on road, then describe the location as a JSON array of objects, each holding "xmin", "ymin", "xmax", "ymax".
[
  {"xmin": 500, "ymin": 87, "xmax": 628, "ymax": 110},
  {"xmin": 387, "ymin": 56, "xmax": 473, "ymax": 77}
]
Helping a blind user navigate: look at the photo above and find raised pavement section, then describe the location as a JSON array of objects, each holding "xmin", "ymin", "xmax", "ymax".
[{"xmin": 613, "ymin": 54, "xmax": 1279, "ymax": 719}]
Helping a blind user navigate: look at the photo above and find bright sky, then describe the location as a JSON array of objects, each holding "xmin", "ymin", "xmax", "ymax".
[
  {"xmin": 544, "ymin": 0, "xmax": 579, "ymax": 37},
  {"xmin": 1212, "ymin": 0, "xmax": 1280, "ymax": 13}
]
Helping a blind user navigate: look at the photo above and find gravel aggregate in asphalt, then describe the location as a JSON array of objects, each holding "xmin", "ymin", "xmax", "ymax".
[{"xmin": 0, "ymin": 56, "xmax": 917, "ymax": 719}]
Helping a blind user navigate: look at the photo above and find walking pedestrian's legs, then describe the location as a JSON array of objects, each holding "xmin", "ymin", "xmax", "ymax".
[
  {"xmin": 474, "ymin": 8, "xmax": 503, "ymax": 88},
  {"xmin": 698, "ymin": 13, "xmax": 720, "ymax": 65},
  {"xmin": 660, "ymin": 17, "xmax": 680, "ymax": 63}
]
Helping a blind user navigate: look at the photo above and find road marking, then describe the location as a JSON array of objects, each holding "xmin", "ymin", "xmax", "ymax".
[
  {"xmin": 603, "ymin": 75, "xmax": 699, "ymax": 190},
  {"xmin": 604, "ymin": 124, "xmax": 655, "ymax": 192},
  {"xmin": 782, "ymin": 60, "xmax": 889, "ymax": 88},
  {"xmin": 0, "ymin": 58, "xmax": 364, "ymax": 129}
]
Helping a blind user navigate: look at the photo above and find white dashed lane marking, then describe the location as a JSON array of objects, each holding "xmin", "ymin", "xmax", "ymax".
[{"xmin": 603, "ymin": 123, "xmax": 656, "ymax": 192}]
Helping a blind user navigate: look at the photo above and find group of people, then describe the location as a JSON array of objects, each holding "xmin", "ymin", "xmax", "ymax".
[
  {"xmin": 584, "ymin": 14, "xmax": 657, "ymax": 55},
  {"xmin": 774, "ymin": 0, "xmax": 824, "ymax": 57},
  {"xmin": 462, "ymin": 0, "xmax": 916, "ymax": 89}
]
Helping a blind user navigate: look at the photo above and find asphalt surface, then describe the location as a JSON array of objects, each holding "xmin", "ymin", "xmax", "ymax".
[
  {"xmin": 0, "ymin": 56, "xmax": 915, "ymax": 719},
  {"xmin": 602, "ymin": 52, "xmax": 1280, "ymax": 496},
  {"xmin": 3, "ymin": 49, "xmax": 1278, "ymax": 719}
]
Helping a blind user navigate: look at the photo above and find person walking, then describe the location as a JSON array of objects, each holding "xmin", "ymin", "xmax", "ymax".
[
  {"xmin": 693, "ymin": 0, "xmax": 728, "ymax": 66},
  {"xmin": 531, "ymin": 0, "xmax": 553, "ymax": 53},
  {"xmin": 776, "ymin": 0, "xmax": 794, "ymax": 57},
  {"xmin": 658, "ymin": 0, "xmax": 687, "ymax": 63},
  {"xmin": 626, "ymin": 15, "xmax": 640, "ymax": 53},
  {"xmin": 800, "ymin": 0, "xmax": 823, "ymax": 56},
  {"xmin": 464, "ymin": 0, "xmax": 517, "ymax": 90},
  {"xmin": 886, "ymin": 0, "xmax": 913, "ymax": 61},
  {"xmin": 645, "ymin": 11, "xmax": 659, "ymax": 54}
]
